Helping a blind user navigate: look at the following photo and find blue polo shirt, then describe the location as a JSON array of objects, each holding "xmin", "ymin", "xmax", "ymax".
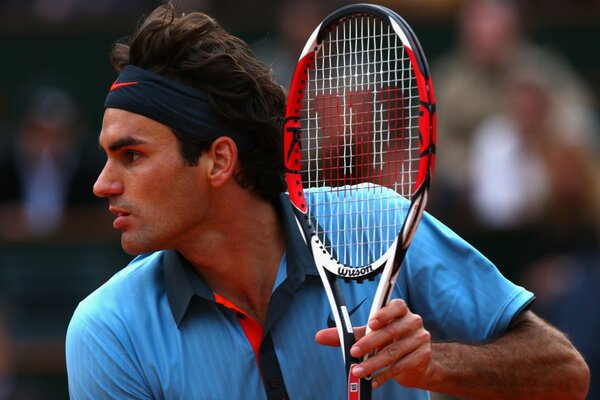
[{"xmin": 66, "ymin": 192, "xmax": 534, "ymax": 399}]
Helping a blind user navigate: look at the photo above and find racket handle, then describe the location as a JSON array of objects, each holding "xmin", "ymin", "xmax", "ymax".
[{"xmin": 348, "ymin": 364, "xmax": 372, "ymax": 400}]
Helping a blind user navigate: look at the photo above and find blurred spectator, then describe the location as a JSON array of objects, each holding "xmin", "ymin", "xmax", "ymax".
[
  {"xmin": 463, "ymin": 66, "xmax": 600, "ymax": 277},
  {"xmin": 430, "ymin": 0, "xmax": 595, "ymax": 228},
  {"xmin": 468, "ymin": 67, "xmax": 600, "ymax": 243},
  {"xmin": 0, "ymin": 85, "xmax": 103, "ymax": 239}
]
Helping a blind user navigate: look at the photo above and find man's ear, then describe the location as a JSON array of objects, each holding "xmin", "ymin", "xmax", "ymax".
[{"xmin": 205, "ymin": 136, "xmax": 238, "ymax": 188}]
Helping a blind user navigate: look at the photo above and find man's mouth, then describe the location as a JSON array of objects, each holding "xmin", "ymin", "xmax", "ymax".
[{"xmin": 109, "ymin": 207, "xmax": 131, "ymax": 229}]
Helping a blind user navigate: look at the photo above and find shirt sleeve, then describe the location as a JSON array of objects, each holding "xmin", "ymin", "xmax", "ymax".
[
  {"xmin": 65, "ymin": 304, "xmax": 153, "ymax": 400},
  {"xmin": 399, "ymin": 211, "xmax": 535, "ymax": 342}
]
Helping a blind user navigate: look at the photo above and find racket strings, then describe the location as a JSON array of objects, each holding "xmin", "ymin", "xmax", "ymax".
[{"xmin": 301, "ymin": 15, "xmax": 421, "ymax": 268}]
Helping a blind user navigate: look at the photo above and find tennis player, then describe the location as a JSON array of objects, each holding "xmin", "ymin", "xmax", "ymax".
[{"xmin": 65, "ymin": 4, "xmax": 589, "ymax": 399}]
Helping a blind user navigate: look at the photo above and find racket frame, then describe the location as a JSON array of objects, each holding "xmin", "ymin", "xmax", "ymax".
[{"xmin": 283, "ymin": 4, "xmax": 436, "ymax": 399}]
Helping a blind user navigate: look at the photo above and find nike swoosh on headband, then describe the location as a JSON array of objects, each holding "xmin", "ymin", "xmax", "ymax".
[
  {"xmin": 326, "ymin": 297, "xmax": 368, "ymax": 328},
  {"xmin": 110, "ymin": 81, "xmax": 140, "ymax": 92}
]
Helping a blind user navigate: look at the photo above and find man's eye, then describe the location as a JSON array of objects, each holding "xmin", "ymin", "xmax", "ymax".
[{"xmin": 125, "ymin": 151, "xmax": 141, "ymax": 163}]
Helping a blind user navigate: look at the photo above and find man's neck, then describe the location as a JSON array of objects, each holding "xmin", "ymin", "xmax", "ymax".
[{"xmin": 176, "ymin": 193, "xmax": 285, "ymax": 325}]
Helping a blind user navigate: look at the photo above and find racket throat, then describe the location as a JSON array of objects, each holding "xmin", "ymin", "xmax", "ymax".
[{"xmin": 309, "ymin": 233, "xmax": 398, "ymax": 281}]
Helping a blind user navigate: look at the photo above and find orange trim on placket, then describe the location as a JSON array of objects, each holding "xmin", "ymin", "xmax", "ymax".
[{"xmin": 213, "ymin": 293, "xmax": 263, "ymax": 362}]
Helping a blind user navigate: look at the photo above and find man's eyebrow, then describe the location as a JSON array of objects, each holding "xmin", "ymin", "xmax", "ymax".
[{"xmin": 102, "ymin": 136, "xmax": 147, "ymax": 152}]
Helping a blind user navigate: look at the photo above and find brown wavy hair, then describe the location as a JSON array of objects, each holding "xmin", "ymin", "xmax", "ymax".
[{"xmin": 109, "ymin": 3, "xmax": 286, "ymax": 201}]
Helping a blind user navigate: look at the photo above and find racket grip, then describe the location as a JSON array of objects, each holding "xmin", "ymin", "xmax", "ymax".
[{"xmin": 348, "ymin": 364, "xmax": 372, "ymax": 400}]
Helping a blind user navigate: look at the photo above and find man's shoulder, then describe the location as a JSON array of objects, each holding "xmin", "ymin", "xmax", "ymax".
[{"xmin": 71, "ymin": 251, "xmax": 166, "ymax": 326}]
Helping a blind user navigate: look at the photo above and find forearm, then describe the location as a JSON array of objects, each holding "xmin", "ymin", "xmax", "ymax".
[
  {"xmin": 323, "ymin": 302, "xmax": 589, "ymax": 399},
  {"xmin": 425, "ymin": 311, "xmax": 590, "ymax": 400}
]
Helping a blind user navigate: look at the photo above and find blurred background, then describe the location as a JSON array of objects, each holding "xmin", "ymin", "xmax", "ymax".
[{"xmin": 0, "ymin": 0, "xmax": 598, "ymax": 398}]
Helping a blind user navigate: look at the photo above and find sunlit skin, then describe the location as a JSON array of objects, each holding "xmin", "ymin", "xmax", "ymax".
[
  {"xmin": 94, "ymin": 108, "xmax": 286, "ymax": 324},
  {"xmin": 94, "ymin": 108, "xmax": 213, "ymax": 255}
]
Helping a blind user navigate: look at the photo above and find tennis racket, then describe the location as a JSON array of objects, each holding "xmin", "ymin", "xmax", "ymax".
[{"xmin": 283, "ymin": 3, "xmax": 436, "ymax": 399}]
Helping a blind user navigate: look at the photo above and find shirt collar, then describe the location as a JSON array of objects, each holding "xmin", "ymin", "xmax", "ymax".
[{"xmin": 162, "ymin": 193, "xmax": 318, "ymax": 326}]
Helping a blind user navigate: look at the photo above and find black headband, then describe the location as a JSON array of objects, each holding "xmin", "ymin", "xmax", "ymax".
[{"xmin": 104, "ymin": 65, "xmax": 254, "ymax": 149}]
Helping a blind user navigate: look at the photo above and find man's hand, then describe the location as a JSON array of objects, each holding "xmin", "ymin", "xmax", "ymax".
[
  {"xmin": 318, "ymin": 304, "xmax": 590, "ymax": 399},
  {"xmin": 315, "ymin": 298, "xmax": 432, "ymax": 390}
]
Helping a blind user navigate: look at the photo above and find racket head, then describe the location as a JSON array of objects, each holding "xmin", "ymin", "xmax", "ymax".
[{"xmin": 284, "ymin": 3, "xmax": 436, "ymax": 278}]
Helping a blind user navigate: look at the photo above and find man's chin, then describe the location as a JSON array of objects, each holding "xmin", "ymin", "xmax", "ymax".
[{"xmin": 120, "ymin": 236, "xmax": 159, "ymax": 256}]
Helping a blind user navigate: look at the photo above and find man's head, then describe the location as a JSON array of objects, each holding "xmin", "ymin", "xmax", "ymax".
[
  {"xmin": 95, "ymin": 4, "xmax": 287, "ymax": 254},
  {"xmin": 107, "ymin": 3, "xmax": 286, "ymax": 201},
  {"xmin": 458, "ymin": 0, "xmax": 521, "ymax": 69}
]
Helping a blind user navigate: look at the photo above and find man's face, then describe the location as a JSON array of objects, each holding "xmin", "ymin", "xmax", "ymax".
[{"xmin": 94, "ymin": 108, "xmax": 210, "ymax": 254}]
